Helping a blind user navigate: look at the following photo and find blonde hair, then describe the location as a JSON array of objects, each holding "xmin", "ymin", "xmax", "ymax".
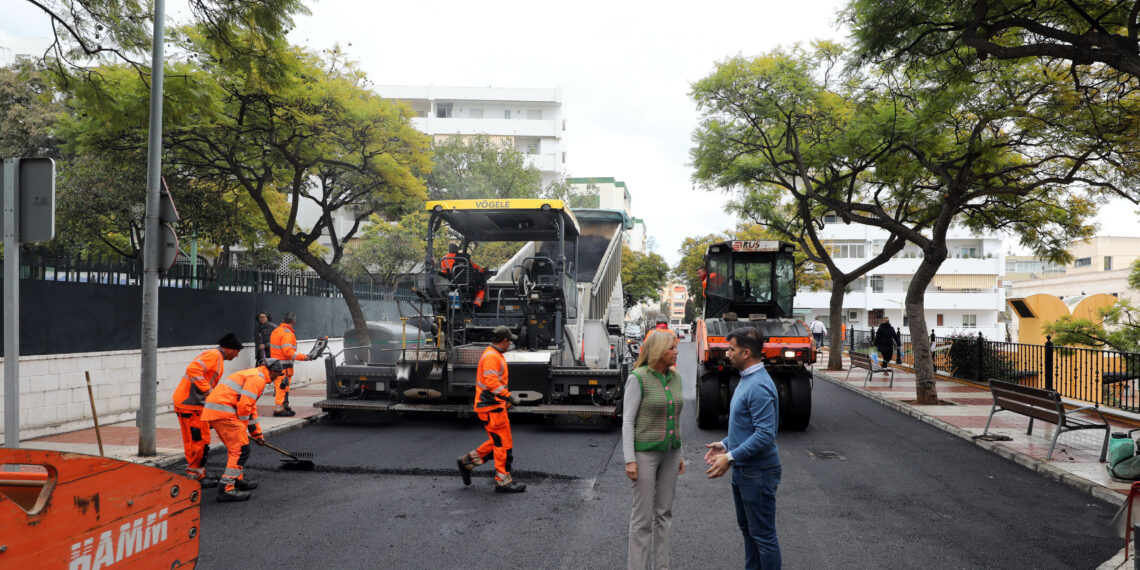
[{"xmin": 634, "ymin": 329, "xmax": 677, "ymax": 370}]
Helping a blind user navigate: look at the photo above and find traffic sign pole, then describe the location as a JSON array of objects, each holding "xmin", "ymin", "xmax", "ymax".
[{"xmin": 3, "ymin": 158, "xmax": 20, "ymax": 449}]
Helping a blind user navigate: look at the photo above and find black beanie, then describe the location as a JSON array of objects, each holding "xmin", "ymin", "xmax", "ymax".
[{"xmin": 218, "ymin": 333, "xmax": 243, "ymax": 350}]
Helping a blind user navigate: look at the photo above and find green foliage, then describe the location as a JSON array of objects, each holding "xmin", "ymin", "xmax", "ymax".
[
  {"xmin": 340, "ymin": 211, "xmax": 426, "ymax": 284},
  {"xmin": 621, "ymin": 244, "xmax": 670, "ymax": 305},
  {"xmin": 1045, "ymin": 301, "xmax": 1140, "ymax": 354},
  {"xmin": 0, "ymin": 62, "xmax": 63, "ymax": 158}
]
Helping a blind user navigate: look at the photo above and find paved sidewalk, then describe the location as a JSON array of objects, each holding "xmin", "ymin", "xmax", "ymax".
[
  {"xmin": 15, "ymin": 380, "xmax": 326, "ymax": 470},
  {"xmin": 814, "ymin": 349, "xmax": 1135, "ymax": 569}
]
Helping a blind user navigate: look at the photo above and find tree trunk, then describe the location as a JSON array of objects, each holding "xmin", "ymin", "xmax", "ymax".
[
  {"xmin": 907, "ymin": 247, "xmax": 947, "ymax": 404},
  {"xmin": 289, "ymin": 246, "xmax": 372, "ymax": 362},
  {"xmin": 826, "ymin": 277, "xmax": 849, "ymax": 370}
]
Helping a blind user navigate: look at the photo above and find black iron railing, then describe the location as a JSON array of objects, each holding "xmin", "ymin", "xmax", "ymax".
[
  {"xmin": 842, "ymin": 328, "xmax": 1140, "ymax": 411},
  {"xmin": 13, "ymin": 248, "xmax": 418, "ymax": 302}
]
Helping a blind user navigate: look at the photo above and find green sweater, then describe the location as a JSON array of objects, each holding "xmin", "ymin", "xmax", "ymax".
[{"xmin": 631, "ymin": 366, "xmax": 683, "ymax": 452}]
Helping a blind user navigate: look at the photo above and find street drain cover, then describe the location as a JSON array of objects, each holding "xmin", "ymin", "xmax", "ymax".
[{"xmin": 807, "ymin": 450, "xmax": 847, "ymax": 461}]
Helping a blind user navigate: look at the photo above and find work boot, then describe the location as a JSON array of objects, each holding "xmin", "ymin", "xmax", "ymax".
[
  {"xmin": 495, "ymin": 480, "xmax": 526, "ymax": 493},
  {"xmin": 273, "ymin": 408, "xmax": 296, "ymax": 417},
  {"xmin": 234, "ymin": 478, "xmax": 258, "ymax": 491},
  {"xmin": 198, "ymin": 476, "xmax": 220, "ymax": 489},
  {"xmin": 457, "ymin": 457, "xmax": 472, "ymax": 486},
  {"xmin": 217, "ymin": 488, "xmax": 252, "ymax": 502}
]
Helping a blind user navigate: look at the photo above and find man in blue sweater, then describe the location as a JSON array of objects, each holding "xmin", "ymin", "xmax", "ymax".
[{"xmin": 705, "ymin": 327, "xmax": 781, "ymax": 569}]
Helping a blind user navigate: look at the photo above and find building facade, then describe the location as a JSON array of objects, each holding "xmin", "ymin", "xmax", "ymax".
[
  {"xmin": 794, "ymin": 219, "xmax": 1006, "ymax": 340},
  {"xmin": 0, "ymin": 30, "xmax": 51, "ymax": 67},
  {"xmin": 376, "ymin": 85, "xmax": 566, "ymax": 187},
  {"xmin": 660, "ymin": 282, "xmax": 689, "ymax": 324},
  {"xmin": 565, "ymin": 177, "xmax": 649, "ymax": 253}
]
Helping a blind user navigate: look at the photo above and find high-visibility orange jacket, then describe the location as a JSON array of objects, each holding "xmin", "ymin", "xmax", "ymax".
[
  {"xmin": 200, "ymin": 366, "xmax": 271, "ymax": 438},
  {"xmin": 172, "ymin": 348, "xmax": 226, "ymax": 411},
  {"xmin": 270, "ymin": 323, "xmax": 307, "ymax": 368},
  {"xmin": 644, "ymin": 324, "xmax": 670, "ymax": 343},
  {"xmin": 474, "ymin": 345, "xmax": 512, "ymax": 412},
  {"xmin": 440, "ymin": 252, "xmax": 482, "ymax": 276}
]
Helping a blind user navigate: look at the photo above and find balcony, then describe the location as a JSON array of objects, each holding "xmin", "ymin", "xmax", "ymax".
[
  {"xmin": 523, "ymin": 153, "xmax": 559, "ymax": 173},
  {"xmin": 410, "ymin": 117, "xmax": 560, "ymax": 138}
]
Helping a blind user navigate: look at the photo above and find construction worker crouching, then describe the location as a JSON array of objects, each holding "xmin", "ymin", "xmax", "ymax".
[
  {"xmin": 457, "ymin": 325, "xmax": 526, "ymax": 493},
  {"xmin": 172, "ymin": 333, "xmax": 243, "ymax": 488},
  {"xmin": 201, "ymin": 358, "xmax": 284, "ymax": 502},
  {"xmin": 270, "ymin": 312, "xmax": 308, "ymax": 417}
]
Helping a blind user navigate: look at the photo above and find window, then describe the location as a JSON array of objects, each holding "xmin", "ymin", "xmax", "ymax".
[
  {"xmin": 526, "ymin": 109, "xmax": 543, "ymax": 120},
  {"xmin": 870, "ymin": 275, "xmax": 884, "ymax": 293},
  {"xmin": 672, "ymin": 293, "xmax": 685, "ymax": 300},
  {"xmin": 503, "ymin": 110, "xmax": 512, "ymax": 119},
  {"xmin": 823, "ymin": 213, "xmax": 839, "ymax": 224},
  {"xmin": 903, "ymin": 315, "xmax": 909, "ymax": 327},
  {"xmin": 468, "ymin": 108, "xmax": 483, "ymax": 119},
  {"xmin": 525, "ymin": 142, "xmax": 538, "ymax": 154},
  {"xmin": 963, "ymin": 314, "xmax": 977, "ymax": 328},
  {"xmin": 936, "ymin": 314, "xmax": 944, "ymax": 326},
  {"xmin": 960, "ymin": 247, "xmax": 978, "ymax": 258},
  {"xmin": 832, "ymin": 243, "xmax": 866, "ymax": 258},
  {"xmin": 1074, "ymin": 257, "xmax": 1092, "ymax": 267},
  {"xmin": 435, "ymin": 103, "xmax": 453, "ymax": 118},
  {"xmin": 673, "ymin": 302, "xmax": 685, "ymax": 308},
  {"xmin": 1105, "ymin": 256, "xmax": 1113, "ymax": 271}
]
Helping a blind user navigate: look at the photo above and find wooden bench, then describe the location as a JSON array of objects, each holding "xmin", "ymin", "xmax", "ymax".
[
  {"xmin": 982, "ymin": 380, "xmax": 1110, "ymax": 461},
  {"xmin": 846, "ymin": 351, "xmax": 894, "ymax": 388}
]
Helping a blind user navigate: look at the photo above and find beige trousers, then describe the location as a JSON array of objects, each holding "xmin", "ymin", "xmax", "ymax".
[{"xmin": 628, "ymin": 447, "xmax": 681, "ymax": 570}]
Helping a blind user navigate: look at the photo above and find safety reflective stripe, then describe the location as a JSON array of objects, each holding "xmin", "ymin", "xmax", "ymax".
[
  {"xmin": 193, "ymin": 358, "xmax": 208, "ymax": 369},
  {"xmin": 476, "ymin": 380, "xmax": 490, "ymax": 390},
  {"xmin": 248, "ymin": 419, "xmax": 260, "ymax": 430},
  {"xmin": 204, "ymin": 402, "xmax": 236, "ymax": 414},
  {"xmin": 186, "ymin": 374, "xmax": 206, "ymax": 382},
  {"xmin": 223, "ymin": 467, "xmax": 242, "ymax": 478},
  {"xmin": 491, "ymin": 385, "xmax": 507, "ymax": 394},
  {"xmin": 483, "ymin": 369, "xmax": 501, "ymax": 377},
  {"xmin": 187, "ymin": 467, "xmax": 205, "ymax": 476},
  {"xmin": 237, "ymin": 414, "xmax": 251, "ymax": 421},
  {"xmin": 237, "ymin": 388, "xmax": 258, "ymax": 400},
  {"xmin": 220, "ymin": 378, "xmax": 243, "ymax": 391}
]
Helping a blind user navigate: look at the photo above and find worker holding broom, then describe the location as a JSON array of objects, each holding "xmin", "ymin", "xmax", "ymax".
[
  {"xmin": 172, "ymin": 333, "xmax": 243, "ymax": 488},
  {"xmin": 202, "ymin": 358, "xmax": 285, "ymax": 502}
]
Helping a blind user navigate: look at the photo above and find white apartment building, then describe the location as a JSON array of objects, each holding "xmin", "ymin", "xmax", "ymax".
[
  {"xmin": 566, "ymin": 177, "xmax": 649, "ymax": 253},
  {"xmin": 0, "ymin": 30, "xmax": 51, "ymax": 67},
  {"xmin": 376, "ymin": 85, "xmax": 567, "ymax": 187},
  {"xmin": 794, "ymin": 218, "xmax": 1006, "ymax": 340}
]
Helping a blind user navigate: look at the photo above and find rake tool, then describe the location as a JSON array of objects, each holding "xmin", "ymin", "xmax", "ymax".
[{"xmin": 262, "ymin": 441, "xmax": 316, "ymax": 471}]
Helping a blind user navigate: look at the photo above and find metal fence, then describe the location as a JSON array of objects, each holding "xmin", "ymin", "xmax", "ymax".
[
  {"xmin": 843, "ymin": 328, "xmax": 1140, "ymax": 412},
  {"xmin": 14, "ymin": 248, "xmax": 418, "ymax": 302}
]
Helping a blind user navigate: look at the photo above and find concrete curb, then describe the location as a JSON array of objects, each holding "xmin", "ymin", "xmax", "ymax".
[{"xmin": 816, "ymin": 369, "xmax": 1126, "ymax": 508}]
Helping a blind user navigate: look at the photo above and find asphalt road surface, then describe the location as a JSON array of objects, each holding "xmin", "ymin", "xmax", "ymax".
[{"xmin": 193, "ymin": 341, "xmax": 1121, "ymax": 569}]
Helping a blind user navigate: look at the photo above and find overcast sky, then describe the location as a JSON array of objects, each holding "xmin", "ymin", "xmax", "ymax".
[{"xmin": 4, "ymin": 0, "xmax": 1138, "ymax": 264}]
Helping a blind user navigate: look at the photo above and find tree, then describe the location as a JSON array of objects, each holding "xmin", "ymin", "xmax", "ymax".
[
  {"xmin": 621, "ymin": 244, "xmax": 670, "ymax": 305},
  {"xmin": 340, "ymin": 210, "xmax": 427, "ymax": 287},
  {"xmin": 691, "ymin": 45, "xmax": 912, "ymax": 370},
  {"xmin": 690, "ymin": 43, "xmax": 1129, "ymax": 403},
  {"xmin": 0, "ymin": 62, "xmax": 62, "ymax": 158},
  {"xmin": 1046, "ymin": 259, "xmax": 1140, "ymax": 353},
  {"xmin": 846, "ymin": 0, "xmax": 1140, "ymax": 79},
  {"xmin": 59, "ymin": 34, "xmax": 432, "ymax": 350}
]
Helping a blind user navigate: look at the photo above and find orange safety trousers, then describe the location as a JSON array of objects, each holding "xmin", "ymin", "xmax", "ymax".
[
  {"xmin": 209, "ymin": 417, "xmax": 251, "ymax": 492},
  {"xmin": 274, "ymin": 368, "xmax": 294, "ymax": 407},
  {"xmin": 474, "ymin": 409, "xmax": 514, "ymax": 482},
  {"xmin": 175, "ymin": 409, "xmax": 211, "ymax": 480}
]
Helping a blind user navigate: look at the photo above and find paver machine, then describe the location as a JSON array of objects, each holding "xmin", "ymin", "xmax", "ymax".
[
  {"xmin": 315, "ymin": 199, "xmax": 632, "ymax": 420},
  {"xmin": 694, "ymin": 239, "xmax": 815, "ymax": 430}
]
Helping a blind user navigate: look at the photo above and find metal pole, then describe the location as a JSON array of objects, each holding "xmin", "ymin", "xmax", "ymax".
[
  {"xmin": 3, "ymin": 159, "xmax": 20, "ymax": 449},
  {"xmin": 190, "ymin": 232, "xmax": 197, "ymax": 289},
  {"xmin": 138, "ymin": 0, "xmax": 167, "ymax": 456}
]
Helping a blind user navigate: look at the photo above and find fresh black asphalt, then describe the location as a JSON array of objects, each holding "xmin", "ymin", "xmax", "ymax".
[{"xmin": 193, "ymin": 343, "xmax": 1121, "ymax": 569}]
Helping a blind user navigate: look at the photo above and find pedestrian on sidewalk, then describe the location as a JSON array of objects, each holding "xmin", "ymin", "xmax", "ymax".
[
  {"xmin": 705, "ymin": 327, "xmax": 781, "ymax": 570},
  {"xmin": 201, "ymin": 358, "xmax": 285, "ymax": 502},
  {"xmin": 172, "ymin": 333, "xmax": 243, "ymax": 487},
  {"xmin": 623, "ymin": 328, "xmax": 685, "ymax": 570},
  {"xmin": 457, "ymin": 325, "xmax": 526, "ymax": 493},
  {"xmin": 254, "ymin": 311, "xmax": 276, "ymax": 366},
  {"xmin": 874, "ymin": 317, "xmax": 901, "ymax": 374},
  {"xmin": 270, "ymin": 312, "xmax": 309, "ymax": 417},
  {"xmin": 810, "ymin": 317, "xmax": 827, "ymax": 349}
]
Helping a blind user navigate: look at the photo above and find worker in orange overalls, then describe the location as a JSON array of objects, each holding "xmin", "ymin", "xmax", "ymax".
[
  {"xmin": 644, "ymin": 314, "xmax": 670, "ymax": 343},
  {"xmin": 270, "ymin": 312, "xmax": 308, "ymax": 417},
  {"xmin": 440, "ymin": 243, "xmax": 487, "ymax": 308},
  {"xmin": 457, "ymin": 325, "xmax": 525, "ymax": 493},
  {"xmin": 697, "ymin": 267, "xmax": 708, "ymax": 297},
  {"xmin": 201, "ymin": 358, "xmax": 284, "ymax": 502},
  {"xmin": 172, "ymin": 333, "xmax": 243, "ymax": 488}
]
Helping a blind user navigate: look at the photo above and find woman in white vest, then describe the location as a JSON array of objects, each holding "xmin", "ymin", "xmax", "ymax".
[{"xmin": 623, "ymin": 328, "xmax": 685, "ymax": 570}]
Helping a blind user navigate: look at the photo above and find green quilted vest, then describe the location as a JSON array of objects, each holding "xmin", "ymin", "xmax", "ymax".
[{"xmin": 632, "ymin": 366, "xmax": 683, "ymax": 452}]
